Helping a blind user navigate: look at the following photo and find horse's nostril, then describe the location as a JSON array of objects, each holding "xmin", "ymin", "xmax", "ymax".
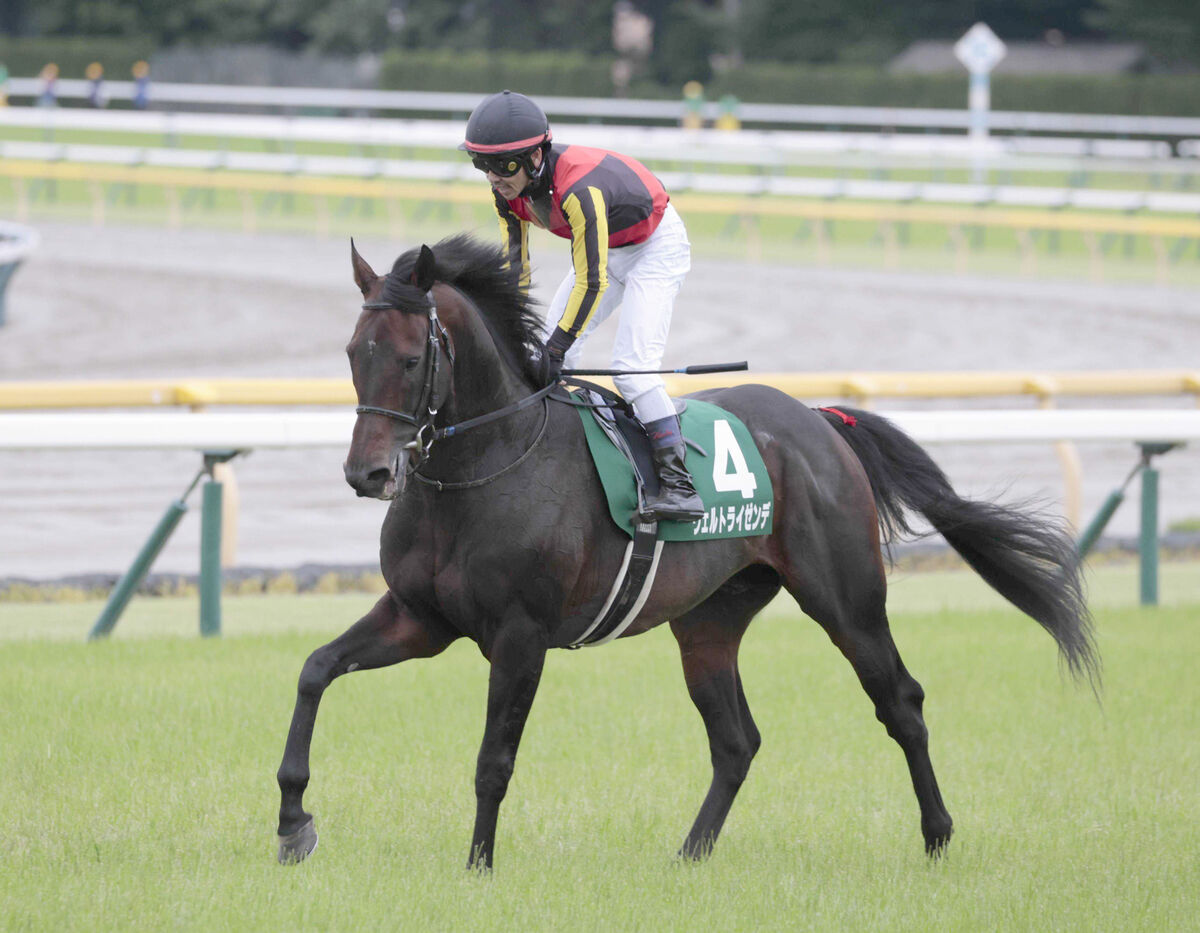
[{"xmin": 366, "ymin": 468, "xmax": 392, "ymax": 488}]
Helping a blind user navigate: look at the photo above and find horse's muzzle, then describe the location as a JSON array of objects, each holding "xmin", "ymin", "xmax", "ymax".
[{"xmin": 343, "ymin": 448, "xmax": 410, "ymax": 500}]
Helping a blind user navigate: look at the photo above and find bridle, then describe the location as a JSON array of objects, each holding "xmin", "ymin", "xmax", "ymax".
[
  {"xmin": 354, "ymin": 289, "xmax": 557, "ymax": 484},
  {"xmin": 355, "ymin": 290, "xmax": 454, "ymax": 466}
]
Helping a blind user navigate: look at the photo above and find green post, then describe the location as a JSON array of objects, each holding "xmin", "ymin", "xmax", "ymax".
[
  {"xmin": 87, "ymin": 451, "xmax": 241, "ymax": 642},
  {"xmin": 89, "ymin": 499, "xmax": 188, "ymax": 640},
  {"xmin": 1139, "ymin": 459, "xmax": 1159, "ymax": 607},
  {"xmin": 197, "ymin": 450, "xmax": 241, "ymax": 637},
  {"xmin": 1076, "ymin": 488, "xmax": 1125, "ymax": 558},
  {"xmin": 199, "ymin": 478, "xmax": 223, "ymax": 637}
]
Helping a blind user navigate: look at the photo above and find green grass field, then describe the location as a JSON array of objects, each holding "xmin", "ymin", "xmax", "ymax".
[{"xmin": 1, "ymin": 564, "xmax": 1197, "ymax": 931}]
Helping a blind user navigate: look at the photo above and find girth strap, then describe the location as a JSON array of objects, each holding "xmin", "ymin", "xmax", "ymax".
[{"xmin": 568, "ymin": 521, "xmax": 663, "ymax": 648}]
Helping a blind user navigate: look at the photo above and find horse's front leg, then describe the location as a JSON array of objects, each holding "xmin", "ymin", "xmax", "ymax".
[
  {"xmin": 276, "ymin": 592, "xmax": 458, "ymax": 864},
  {"xmin": 468, "ymin": 615, "xmax": 548, "ymax": 871}
]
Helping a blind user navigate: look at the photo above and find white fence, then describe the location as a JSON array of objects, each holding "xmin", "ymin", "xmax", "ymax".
[
  {"xmin": 3, "ymin": 106, "xmax": 1186, "ymax": 164},
  {"xmin": 9, "ymin": 139, "xmax": 1200, "ymax": 213},
  {"xmin": 3, "ymin": 408, "xmax": 1198, "ymax": 450},
  {"xmin": 9, "ymin": 77, "xmax": 1200, "ymax": 140},
  {"xmin": 2, "ymin": 409, "xmax": 1194, "ymax": 607},
  {"xmin": 6, "ymin": 109, "xmax": 1200, "ymax": 215}
]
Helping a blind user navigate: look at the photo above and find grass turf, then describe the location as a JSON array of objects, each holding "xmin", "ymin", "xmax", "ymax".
[{"xmin": 0, "ymin": 564, "xmax": 1197, "ymax": 931}]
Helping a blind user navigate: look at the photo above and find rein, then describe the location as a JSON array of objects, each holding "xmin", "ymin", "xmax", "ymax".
[
  {"xmin": 355, "ymin": 289, "xmax": 560, "ymax": 490},
  {"xmin": 413, "ymin": 396, "xmax": 551, "ymax": 491},
  {"xmin": 409, "ymin": 382, "xmax": 623, "ymax": 491}
]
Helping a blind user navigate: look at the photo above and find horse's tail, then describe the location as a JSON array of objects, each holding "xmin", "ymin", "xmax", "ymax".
[{"xmin": 818, "ymin": 406, "xmax": 1099, "ymax": 685}]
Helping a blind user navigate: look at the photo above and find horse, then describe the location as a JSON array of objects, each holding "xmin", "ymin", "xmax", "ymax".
[{"xmin": 275, "ymin": 234, "xmax": 1098, "ymax": 869}]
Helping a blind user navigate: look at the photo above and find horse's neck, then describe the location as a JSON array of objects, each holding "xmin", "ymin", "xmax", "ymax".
[
  {"xmin": 444, "ymin": 309, "xmax": 531, "ymax": 422},
  {"xmin": 416, "ymin": 301, "xmax": 546, "ymax": 481}
]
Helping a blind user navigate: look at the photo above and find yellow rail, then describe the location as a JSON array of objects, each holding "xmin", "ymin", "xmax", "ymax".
[
  {"xmin": 2, "ymin": 371, "xmax": 1197, "ymax": 410},
  {"xmin": 6, "ymin": 157, "xmax": 1200, "ymax": 238}
]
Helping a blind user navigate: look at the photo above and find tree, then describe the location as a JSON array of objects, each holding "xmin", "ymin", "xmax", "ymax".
[
  {"xmin": 0, "ymin": 0, "xmax": 34, "ymax": 35},
  {"xmin": 736, "ymin": 0, "xmax": 1108, "ymax": 65},
  {"xmin": 1089, "ymin": 0, "xmax": 1200, "ymax": 66}
]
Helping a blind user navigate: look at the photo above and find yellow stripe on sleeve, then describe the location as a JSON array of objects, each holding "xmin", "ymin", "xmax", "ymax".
[
  {"xmin": 493, "ymin": 193, "xmax": 531, "ymax": 292},
  {"xmin": 557, "ymin": 187, "xmax": 609, "ymax": 338}
]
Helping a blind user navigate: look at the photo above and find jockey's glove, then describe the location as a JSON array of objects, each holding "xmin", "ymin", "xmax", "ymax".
[{"xmin": 536, "ymin": 328, "xmax": 574, "ymax": 386}]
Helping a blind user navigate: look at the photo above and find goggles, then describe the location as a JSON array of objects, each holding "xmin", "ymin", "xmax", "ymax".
[{"xmin": 469, "ymin": 152, "xmax": 526, "ymax": 177}]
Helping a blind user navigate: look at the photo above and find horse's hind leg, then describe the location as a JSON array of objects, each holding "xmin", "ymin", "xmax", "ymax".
[
  {"xmin": 275, "ymin": 593, "xmax": 458, "ymax": 864},
  {"xmin": 786, "ymin": 559, "xmax": 953, "ymax": 856},
  {"xmin": 671, "ymin": 565, "xmax": 780, "ymax": 859}
]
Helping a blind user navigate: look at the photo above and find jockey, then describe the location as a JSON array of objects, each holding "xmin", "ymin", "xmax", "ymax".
[{"xmin": 461, "ymin": 89, "xmax": 705, "ymax": 523}]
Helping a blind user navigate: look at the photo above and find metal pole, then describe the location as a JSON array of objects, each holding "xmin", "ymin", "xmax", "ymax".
[
  {"xmin": 89, "ymin": 498, "xmax": 189, "ymax": 640},
  {"xmin": 1077, "ymin": 456, "xmax": 1146, "ymax": 559},
  {"xmin": 199, "ymin": 478, "xmax": 223, "ymax": 637},
  {"xmin": 969, "ymin": 71, "xmax": 989, "ymax": 184},
  {"xmin": 1133, "ymin": 442, "xmax": 1180, "ymax": 607},
  {"xmin": 197, "ymin": 450, "xmax": 242, "ymax": 637},
  {"xmin": 89, "ymin": 463, "xmax": 208, "ymax": 641},
  {"xmin": 1139, "ymin": 457, "xmax": 1160, "ymax": 606},
  {"xmin": 1076, "ymin": 489, "xmax": 1125, "ymax": 558}
]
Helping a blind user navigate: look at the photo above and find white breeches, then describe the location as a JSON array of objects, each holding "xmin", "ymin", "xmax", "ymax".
[{"xmin": 543, "ymin": 202, "xmax": 691, "ymax": 424}]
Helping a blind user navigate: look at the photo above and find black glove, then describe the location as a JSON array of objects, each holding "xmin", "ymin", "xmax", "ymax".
[{"xmin": 535, "ymin": 329, "xmax": 574, "ymax": 386}]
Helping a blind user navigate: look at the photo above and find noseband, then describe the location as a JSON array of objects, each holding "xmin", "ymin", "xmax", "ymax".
[{"xmin": 356, "ymin": 290, "xmax": 455, "ymax": 465}]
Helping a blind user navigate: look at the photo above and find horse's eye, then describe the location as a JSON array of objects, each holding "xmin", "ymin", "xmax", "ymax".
[{"xmin": 404, "ymin": 357, "xmax": 421, "ymax": 371}]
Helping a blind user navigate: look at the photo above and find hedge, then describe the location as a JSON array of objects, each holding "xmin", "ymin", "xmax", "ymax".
[
  {"xmin": 708, "ymin": 64, "xmax": 1200, "ymax": 117},
  {"xmin": 0, "ymin": 36, "xmax": 155, "ymax": 80},
  {"xmin": 3, "ymin": 38, "xmax": 1197, "ymax": 118},
  {"xmin": 379, "ymin": 50, "xmax": 617, "ymax": 98}
]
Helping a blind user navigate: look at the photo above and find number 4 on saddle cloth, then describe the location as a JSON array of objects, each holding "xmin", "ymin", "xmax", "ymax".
[{"xmin": 570, "ymin": 389, "xmax": 774, "ymax": 541}]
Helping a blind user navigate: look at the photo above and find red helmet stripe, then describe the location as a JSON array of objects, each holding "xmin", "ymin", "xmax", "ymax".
[{"xmin": 463, "ymin": 131, "xmax": 551, "ymax": 154}]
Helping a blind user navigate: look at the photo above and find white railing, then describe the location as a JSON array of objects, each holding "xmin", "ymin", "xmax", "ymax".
[
  {"xmin": 1, "ymin": 106, "xmax": 1192, "ymax": 175},
  {"xmin": 2, "ymin": 408, "xmax": 1193, "ymax": 609},
  {"xmin": 2, "ymin": 409, "xmax": 1198, "ymax": 450},
  {"xmin": 7, "ymin": 137, "xmax": 1200, "ymax": 215},
  {"xmin": 9, "ymin": 77, "xmax": 1200, "ymax": 139}
]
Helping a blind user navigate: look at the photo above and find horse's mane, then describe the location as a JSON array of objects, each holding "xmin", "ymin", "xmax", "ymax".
[{"xmin": 381, "ymin": 234, "xmax": 544, "ymax": 383}]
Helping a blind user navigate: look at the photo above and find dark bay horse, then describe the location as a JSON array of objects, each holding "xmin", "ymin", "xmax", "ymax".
[{"xmin": 276, "ymin": 234, "xmax": 1097, "ymax": 869}]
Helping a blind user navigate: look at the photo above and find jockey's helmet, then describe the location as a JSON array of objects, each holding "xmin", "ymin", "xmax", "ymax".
[{"xmin": 460, "ymin": 90, "xmax": 552, "ymax": 178}]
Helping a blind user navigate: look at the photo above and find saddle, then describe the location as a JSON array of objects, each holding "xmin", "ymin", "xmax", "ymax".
[
  {"xmin": 558, "ymin": 382, "xmax": 774, "ymax": 543},
  {"xmin": 556, "ymin": 381, "xmax": 680, "ymax": 517},
  {"xmin": 553, "ymin": 381, "xmax": 773, "ymax": 648}
]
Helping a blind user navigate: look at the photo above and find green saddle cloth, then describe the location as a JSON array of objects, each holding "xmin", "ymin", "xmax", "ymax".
[{"xmin": 576, "ymin": 397, "xmax": 774, "ymax": 542}]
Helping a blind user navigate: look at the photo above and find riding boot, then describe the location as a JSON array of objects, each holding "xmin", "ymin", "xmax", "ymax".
[{"xmin": 640, "ymin": 443, "xmax": 706, "ymax": 523}]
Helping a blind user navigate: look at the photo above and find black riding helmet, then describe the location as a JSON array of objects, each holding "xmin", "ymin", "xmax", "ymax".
[{"xmin": 460, "ymin": 90, "xmax": 552, "ymax": 181}]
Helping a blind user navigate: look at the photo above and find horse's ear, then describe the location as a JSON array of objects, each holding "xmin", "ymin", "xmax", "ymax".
[
  {"xmin": 410, "ymin": 244, "xmax": 436, "ymax": 292},
  {"xmin": 350, "ymin": 238, "xmax": 378, "ymax": 298}
]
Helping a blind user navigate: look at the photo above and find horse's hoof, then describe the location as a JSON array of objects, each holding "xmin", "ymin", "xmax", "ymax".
[
  {"xmin": 924, "ymin": 829, "xmax": 953, "ymax": 859},
  {"xmin": 277, "ymin": 817, "xmax": 318, "ymax": 864},
  {"xmin": 676, "ymin": 836, "xmax": 715, "ymax": 862}
]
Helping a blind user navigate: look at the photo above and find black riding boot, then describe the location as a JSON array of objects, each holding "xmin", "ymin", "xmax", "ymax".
[{"xmin": 640, "ymin": 443, "xmax": 706, "ymax": 523}]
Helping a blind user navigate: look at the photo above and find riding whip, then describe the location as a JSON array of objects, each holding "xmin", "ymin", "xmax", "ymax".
[{"xmin": 561, "ymin": 361, "xmax": 748, "ymax": 377}]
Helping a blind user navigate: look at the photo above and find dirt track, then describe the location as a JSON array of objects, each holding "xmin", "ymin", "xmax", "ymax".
[{"xmin": 2, "ymin": 221, "xmax": 1198, "ymax": 580}]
